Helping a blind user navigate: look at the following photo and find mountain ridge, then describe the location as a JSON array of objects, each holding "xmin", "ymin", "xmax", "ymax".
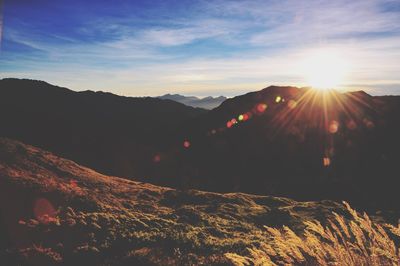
[
  {"xmin": 153, "ymin": 85, "xmax": 400, "ymax": 211},
  {"xmin": 158, "ymin": 93, "xmax": 227, "ymax": 109},
  {"xmin": 0, "ymin": 78, "xmax": 206, "ymax": 180}
]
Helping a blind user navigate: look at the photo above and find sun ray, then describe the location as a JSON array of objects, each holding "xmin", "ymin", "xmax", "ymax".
[{"xmin": 300, "ymin": 49, "xmax": 351, "ymax": 90}]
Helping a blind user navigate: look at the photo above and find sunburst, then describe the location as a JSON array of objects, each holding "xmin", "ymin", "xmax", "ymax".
[{"xmin": 300, "ymin": 49, "xmax": 351, "ymax": 90}]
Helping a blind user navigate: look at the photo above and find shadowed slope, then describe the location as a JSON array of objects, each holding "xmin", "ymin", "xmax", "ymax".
[
  {"xmin": 150, "ymin": 86, "xmax": 400, "ymax": 212},
  {"xmin": 0, "ymin": 138, "xmax": 347, "ymax": 265},
  {"xmin": 0, "ymin": 78, "xmax": 206, "ymax": 180}
]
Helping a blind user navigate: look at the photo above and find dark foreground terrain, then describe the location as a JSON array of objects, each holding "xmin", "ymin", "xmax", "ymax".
[{"xmin": 0, "ymin": 138, "xmax": 353, "ymax": 265}]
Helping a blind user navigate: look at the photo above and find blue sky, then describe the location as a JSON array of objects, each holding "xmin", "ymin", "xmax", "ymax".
[{"xmin": 0, "ymin": 0, "xmax": 400, "ymax": 96}]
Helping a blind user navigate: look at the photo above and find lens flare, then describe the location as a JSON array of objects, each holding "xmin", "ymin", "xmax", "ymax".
[
  {"xmin": 323, "ymin": 157, "xmax": 331, "ymax": 167},
  {"xmin": 183, "ymin": 140, "xmax": 190, "ymax": 148},
  {"xmin": 153, "ymin": 154, "xmax": 161, "ymax": 163},
  {"xmin": 328, "ymin": 120, "xmax": 339, "ymax": 134},
  {"xmin": 257, "ymin": 103, "xmax": 267, "ymax": 113}
]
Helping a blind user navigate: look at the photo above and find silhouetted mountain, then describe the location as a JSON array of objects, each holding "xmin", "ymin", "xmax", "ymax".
[
  {"xmin": 0, "ymin": 78, "xmax": 206, "ymax": 179},
  {"xmin": 2, "ymin": 79, "xmax": 400, "ymax": 212},
  {"xmin": 0, "ymin": 138, "xmax": 349, "ymax": 265},
  {"xmin": 158, "ymin": 93, "xmax": 227, "ymax": 109},
  {"xmin": 151, "ymin": 86, "xmax": 400, "ymax": 211}
]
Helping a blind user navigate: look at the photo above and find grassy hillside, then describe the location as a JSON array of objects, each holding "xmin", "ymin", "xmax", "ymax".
[
  {"xmin": 227, "ymin": 202, "xmax": 400, "ymax": 265},
  {"xmin": 0, "ymin": 138, "xmax": 352, "ymax": 265}
]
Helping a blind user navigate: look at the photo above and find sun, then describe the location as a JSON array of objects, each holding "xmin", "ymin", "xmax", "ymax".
[{"xmin": 301, "ymin": 49, "xmax": 350, "ymax": 90}]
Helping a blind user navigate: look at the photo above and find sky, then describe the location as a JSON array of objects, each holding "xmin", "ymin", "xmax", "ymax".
[{"xmin": 0, "ymin": 0, "xmax": 399, "ymax": 96}]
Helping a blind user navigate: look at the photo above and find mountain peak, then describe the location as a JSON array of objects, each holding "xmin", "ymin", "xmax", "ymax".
[{"xmin": 158, "ymin": 93, "xmax": 227, "ymax": 109}]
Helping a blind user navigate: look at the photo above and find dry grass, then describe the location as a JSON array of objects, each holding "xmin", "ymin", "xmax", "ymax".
[
  {"xmin": 4, "ymin": 138, "xmax": 399, "ymax": 265},
  {"xmin": 1, "ymin": 138, "xmax": 349, "ymax": 265},
  {"xmin": 226, "ymin": 202, "xmax": 400, "ymax": 266}
]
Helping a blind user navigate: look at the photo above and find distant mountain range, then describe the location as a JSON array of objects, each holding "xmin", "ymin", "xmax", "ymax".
[
  {"xmin": 158, "ymin": 93, "xmax": 227, "ymax": 109},
  {"xmin": 1, "ymin": 78, "xmax": 400, "ymax": 212}
]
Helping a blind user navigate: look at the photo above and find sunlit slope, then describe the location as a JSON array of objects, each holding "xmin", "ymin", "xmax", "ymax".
[{"xmin": 0, "ymin": 138, "xmax": 346, "ymax": 265}]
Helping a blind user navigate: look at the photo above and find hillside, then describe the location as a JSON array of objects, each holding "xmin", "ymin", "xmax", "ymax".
[
  {"xmin": 158, "ymin": 94, "xmax": 227, "ymax": 109},
  {"xmin": 0, "ymin": 138, "xmax": 348, "ymax": 265},
  {"xmin": 0, "ymin": 78, "xmax": 206, "ymax": 180}
]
